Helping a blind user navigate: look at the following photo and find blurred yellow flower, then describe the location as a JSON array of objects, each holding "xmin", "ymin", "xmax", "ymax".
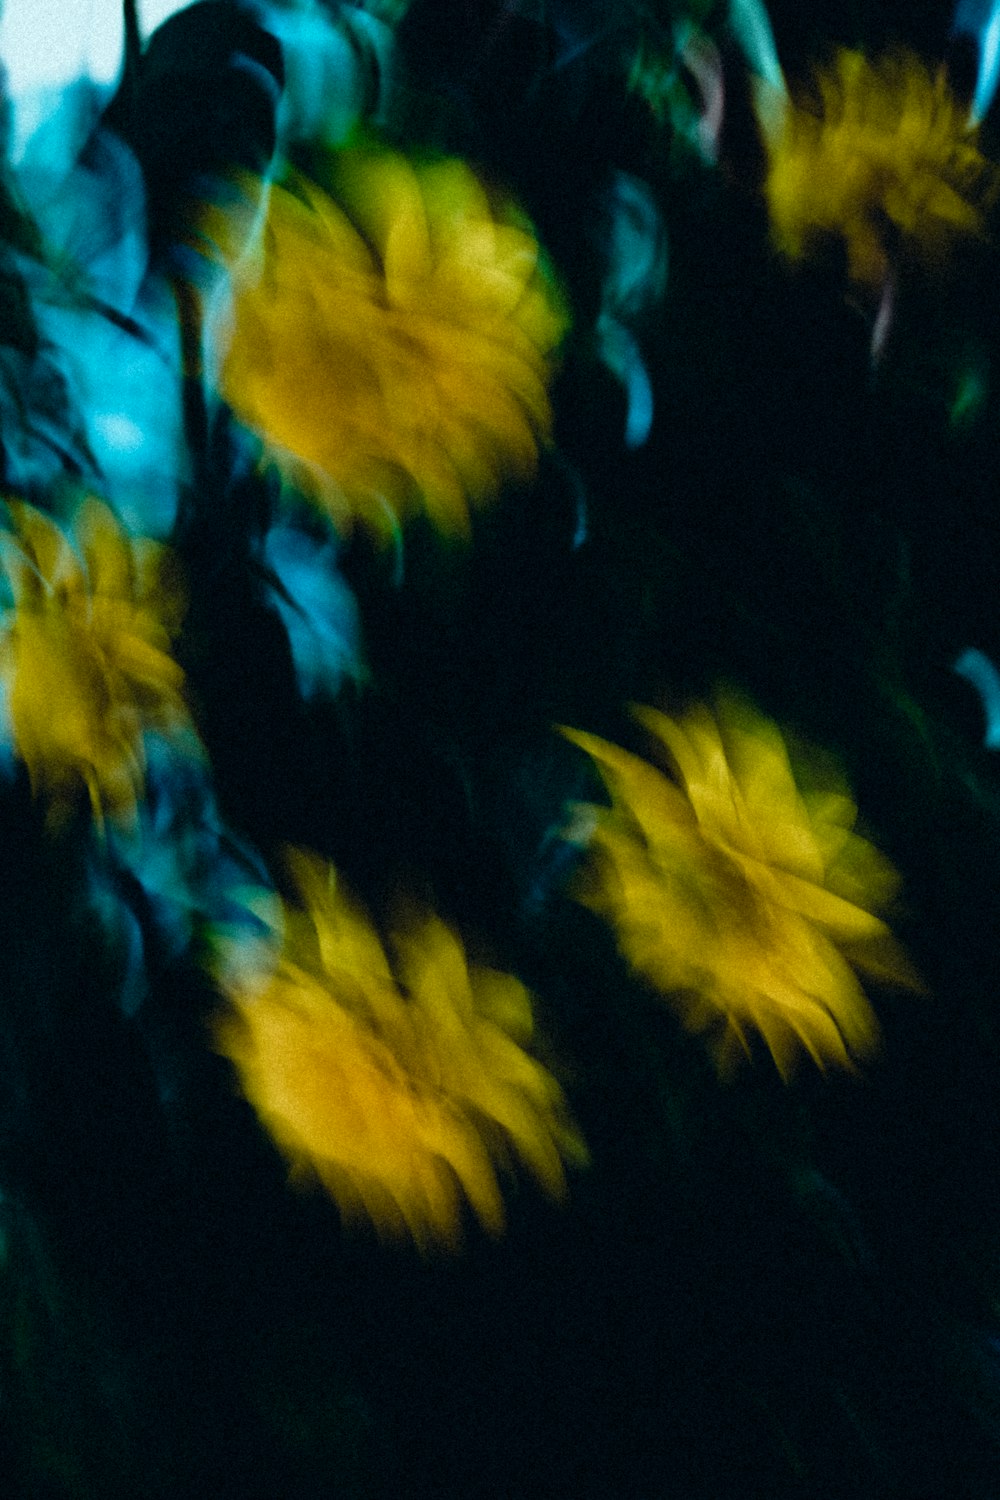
[
  {"xmin": 206, "ymin": 148, "xmax": 569, "ymax": 538},
  {"xmin": 761, "ymin": 49, "xmax": 998, "ymax": 289},
  {"xmin": 211, "ymin": 850, "xmax": 586, "ymax": 1251},
  {"xmin": 0, "ymin": 498, "xmax": 187, "ymax": 828},
  {"xmin": 563, "ymin": 697, "xmax": 921, "ymax": 1079}
]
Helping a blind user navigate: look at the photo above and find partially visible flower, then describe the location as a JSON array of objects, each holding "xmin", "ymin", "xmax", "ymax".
[
  {"xmin": 0, "ymin": 497, "xmax": 188, "ymax": 828},
  {"xmin": 562, "ymin": 696, "xmax": 921, "ymax": 1079},
  {"xmin": 203, "ymin": 146, "xmax": 569, "ymax": 538},
  {"xmin": 210, "ymin": 849, "xmax": 586, "ymax": 1251},
  {"xmin": 761, "ymin": 48, "xmax": 998, "ymax": 291}
]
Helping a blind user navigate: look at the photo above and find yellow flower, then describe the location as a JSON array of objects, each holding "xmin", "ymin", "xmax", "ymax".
[
  {"xmin": 205, "ymin": 147, "xmax": 569, "ymax": 538},
  {"xmin": 761, "ymin": 49, "xmax": 998, "ymax": 289},
  {"xmin": 211, "ymin": 850, "xmax": 586, "ymax": 1251},
  {"xmin": 0, "ymin": 498, "xmax": 187, "ymax": 828},
  {"xmin": 562, "ymin": 696, "xmax": 921, "ymax": 1078}
]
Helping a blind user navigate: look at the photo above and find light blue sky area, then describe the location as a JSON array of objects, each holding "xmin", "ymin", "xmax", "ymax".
[{"xmin": 0, "ymin": 0, "xmax": 195, "ymax": 93}]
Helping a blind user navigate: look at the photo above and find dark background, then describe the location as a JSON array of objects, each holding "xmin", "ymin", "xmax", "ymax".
[{"xmin": 4, "ymin": 2, "xmax": 1000, "ymax": 1495}]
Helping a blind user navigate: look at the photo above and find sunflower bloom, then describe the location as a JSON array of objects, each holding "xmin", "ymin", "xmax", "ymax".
[
  {"xmin": 205, "ymin": 148, "xmax": 569, "ymax": 538},
  {"xmin": 762, "ymin": 49, "xmax": 998, "ymax": 290},
  {"xmin": 0, "ymin": 498, "xmax": 187, "ymax": 828},
  {"xmin": 211, "ymin": 850, "xmax": 586, "ymax": 1251},
  {"xmin": 562, "ymin": 697, "xmax": 921, "ymax": 1078}
]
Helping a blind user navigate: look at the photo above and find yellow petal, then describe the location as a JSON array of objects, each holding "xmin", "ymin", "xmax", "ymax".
[{"xmin": 563, "ymin": 696, "xmax": 921, "ymax": 1077}]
